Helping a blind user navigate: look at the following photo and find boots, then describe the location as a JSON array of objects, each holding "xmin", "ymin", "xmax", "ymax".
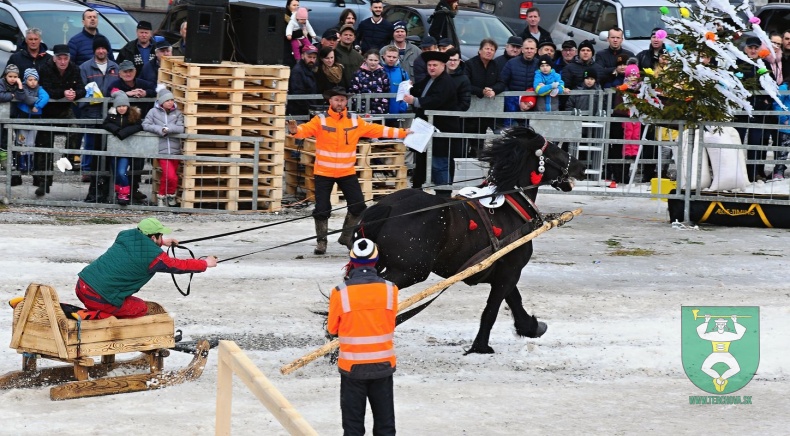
[
  {"xmin": 116, "ymin": 185, "xmax": 130, "ymax": 206},
  {"xmin": 167, "ymin": 194, "xmax": 177, "ymax": 207},
  {"xmin": 337, "ymin": 213, "xmax": 360, "ymax": 249},
  {"xmin": 157, "ymin": 194, "xmax": 167, "ymax": 207},
  {"xmin": 314, "ymin": 218, "xmax": 328, "ymax": 255}
]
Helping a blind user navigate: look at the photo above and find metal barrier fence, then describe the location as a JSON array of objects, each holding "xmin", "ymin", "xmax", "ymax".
[{"xmin": 3, "ymin": 92, "xmax": 790, "ymax": 220}]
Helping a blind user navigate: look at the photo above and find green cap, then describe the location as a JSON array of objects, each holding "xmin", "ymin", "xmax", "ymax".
[{"xmin": 137, "ymin": 218, "xmax": 172, "ymax": 236}]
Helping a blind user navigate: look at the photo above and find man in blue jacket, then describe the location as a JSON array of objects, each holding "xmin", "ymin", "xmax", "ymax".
[
  {"xmin": 500, "ymin": 38, "xmax": 539, "ymax": 122},
  {"xmin": 68, "ymin": 8, "xmax": 115, "ymax": 67}
]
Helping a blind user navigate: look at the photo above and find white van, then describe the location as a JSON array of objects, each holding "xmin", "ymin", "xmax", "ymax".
[{"xmin": 479, "ymin": 0, "xmax": 567, "ymax": 37}]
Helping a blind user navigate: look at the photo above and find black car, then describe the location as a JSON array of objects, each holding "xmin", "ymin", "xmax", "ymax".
[{"xmin": 382, "ymin": 5, "xmax": 516, "ymax": 60}]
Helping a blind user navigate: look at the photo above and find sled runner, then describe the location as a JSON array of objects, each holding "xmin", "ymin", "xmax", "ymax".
[{"xmin": 0, "ymin": 283, "xmax": 209, "ymax": 400}]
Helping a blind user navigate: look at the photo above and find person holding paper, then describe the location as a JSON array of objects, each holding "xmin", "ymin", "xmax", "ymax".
[
  {"xmin": 403, "ymin": 51, "xmax": 458, "ymax": 193},
  {"xmin": 287, "ymin": 87, "xmax": 411, "ymax": 255}
]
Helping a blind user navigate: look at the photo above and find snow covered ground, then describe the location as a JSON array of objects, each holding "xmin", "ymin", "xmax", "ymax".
[{"xmin": 0, "ymin": 193, "xmax": 788, "ymax": 435}]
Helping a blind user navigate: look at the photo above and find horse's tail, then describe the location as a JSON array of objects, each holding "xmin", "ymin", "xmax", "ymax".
[{"xmin": 354, "ymin": 204, "xmax": 392, "ymax": 242}]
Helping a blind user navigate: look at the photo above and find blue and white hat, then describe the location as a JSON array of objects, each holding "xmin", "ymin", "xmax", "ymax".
[{"xmin": 23, "ymin": 68, "xmax": 38, "ymax": 81}]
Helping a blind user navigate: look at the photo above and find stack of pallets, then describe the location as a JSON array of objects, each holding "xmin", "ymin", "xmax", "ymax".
[
  {"xmin": 284, "ymin": 136, "xmax": 408, "ymax": 202},
  {"xmin": 157, "ymin": 57, "xmax": 289, "ymax": 211}
]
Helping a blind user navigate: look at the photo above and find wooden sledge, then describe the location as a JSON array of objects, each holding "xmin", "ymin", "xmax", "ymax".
[{"xmin": 1, "ymin": 283, "xmax": 209, "ymax": 400}]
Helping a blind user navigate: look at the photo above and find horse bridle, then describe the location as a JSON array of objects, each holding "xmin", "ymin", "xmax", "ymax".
[{"xmin": 534, "ymin": 140, "xmax": 572, "ymax": 190}]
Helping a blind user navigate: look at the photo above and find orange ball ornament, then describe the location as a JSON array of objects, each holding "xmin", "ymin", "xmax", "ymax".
[
  {"xmin": 705, "ymin": 32, "xmax": 716, "ymax": 41},
  {"xmin": 758, "ymin": 48, "xmax": 771, "ymax": 58}
]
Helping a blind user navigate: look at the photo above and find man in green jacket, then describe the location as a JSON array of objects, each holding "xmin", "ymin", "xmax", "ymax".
[{"xmin": 75, "ymin": 218, "xmax": 217, "ymax": 319}]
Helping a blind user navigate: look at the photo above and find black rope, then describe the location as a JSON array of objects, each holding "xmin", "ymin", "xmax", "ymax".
[{"xmin": 167, "ymin": 244, "xmax": 200, "ymax": 296}]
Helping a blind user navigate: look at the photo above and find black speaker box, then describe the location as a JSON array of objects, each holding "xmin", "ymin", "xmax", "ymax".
[
  {"xmin": 225, "ymin": 2, "xmax": 286, "ymax": 65},
  {"xmin": 185, "ymin": 5, "xmax": 226, "ymax": 64},
  {"xmin": 188, "ymin": 0, "xmax": 228, "ymax": 6}
]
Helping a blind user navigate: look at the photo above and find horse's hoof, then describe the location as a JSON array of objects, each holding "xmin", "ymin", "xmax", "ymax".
[
  {"xmin": 463, "ymin": 344, "xmax": 495, "ymax": 355},
  {"xmin": 533, "ymin": 322, "xmax": 548, "ymax": 338}
]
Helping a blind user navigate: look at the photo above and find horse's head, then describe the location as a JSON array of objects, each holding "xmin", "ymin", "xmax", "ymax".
[{"xmin": 480, "ymin": 127, "xmax": 585, "ymax": 193}]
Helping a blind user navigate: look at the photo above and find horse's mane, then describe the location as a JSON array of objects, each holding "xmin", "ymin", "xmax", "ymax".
[{"xmin": 478, "ymin": 127, "xmax": 543, "ymax": 193}]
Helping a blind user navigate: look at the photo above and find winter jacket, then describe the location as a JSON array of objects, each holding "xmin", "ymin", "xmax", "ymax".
[
  {"xmin": 533, "ymin": 69, "xmax": 564, "ymax": 111},
  {"xmin": 287, "ymin": 60, "xmax": 319, "ymax": 116},
  {"xmin": 102, "ymin": 106, "xmax": 143, "ymax": 139},
  {"xmin": 449, "ymin": 63, "xmax": 471, "ymax": 112},
  {"xmin": 493, "ymin": 53, "xmax": 517, "ymax": 74},
  {"xmin": 79, "ymin": 59, "xmax": 120, "ymax": 118},
  {"xmin": 594, "ymin": 47, "xmax": 635, "ymax": 89},
  {"xmin": 38, "ymin": 58, "xmax": 86, "ymax": 118},
  {"xmin": 774, "ymin": 84, "xmax": 790, "ymax": 133},
  {"xmin": 140, "ymin": 57, "xmax": 161, "ymax": 84},
  {"xmin": 411, "ymin": 71, "xmax": 459, "ymax": 154},
  {"xmin": 327, "ymin": 266, "xmax": 398, "ymax": 378},
  {"xmin": 16, "ymin": 84, "xmax": 48, "ymax": 116},
  {"xmin": 464, "ymin": 55, "xmax": 505, "ymax": 98},
  {"xmin": 561, "ymin": 56, "xmax": 597, "ymax": 92},
  {"xmin": 78, "ymin": 228, "xmax": 208, "ymax": 307},
  {"xmin": 520, "ymin": 26, "xmax": 552, "ymax": 46},
  {"xmin": 142, "ymin": 102, "xmax": 185, "ymax": 155},
  {"xmin": 382, "ymin": 62, "xmax": 409, "ymax": 114},
  {"xmin": 565, "ymin": 83, "xmax": 602, "ymax": 114},
  {"xmin": 380, "ymin": 41, "xmax": 421, "ymax": 78},
  {"xmin": 501, "ymin": 55, "xmax": 539, "ymax": 112},
  {"xmin": 636, "ymin": 45, "xmax": 666, "ymax": 70},
  {"xmin": 428, "ymin": 0, "xmax": 456, "ymax": 41},
  {"xmin": 412, "ymin": 55, "xmax": 427, "ymax": 84},
  {"xmin": 0, "ymin": 79, "xmax": 23, "ymax": 103},
  {"xmin": 107, "ymin": 77, "xmax": 157, "ymax": 116},
  {"xmin": 335, "ymin": 44, "xmax": 365, "ymax": 87},
  {"xmin": 350, "ymin": 64, "xmax": 390, "ymax": 114},
  {"xmin": 291, "ymin": 107, "xmax": 408, "ymax": 178},
  {"xmin": 357, "ymin": 17, "xmax": 394, "ymax": 53},
  {"xmin": 116, "ymin": 39, "xmax": 156, "ymax": 76},
  {"xmin": 69, "ymin": 29, "xmax": 115, "ymax": 67},
  {"xmin": 4, "ymin": 42, "xmax": 52, "ymax": 75}
]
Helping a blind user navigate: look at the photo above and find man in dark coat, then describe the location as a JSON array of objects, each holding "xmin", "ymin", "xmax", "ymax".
[
  {"xmin": 356, "ymin": 0, "xmax": 394, "ymax": 52},
  {"xmin": 116, "ymin": 20, "xmax": 156, "ymax": 76},
  {"xmin": 35, "ymin": 44, "xmax": 87, "ymax": 196},
  {"xmin": 494, "ymin": 36, "xmax": 523, "ymax": 74},
  {"xmin": 594, "ymin": 27, "xmax": 635, "ymax": 89},
  {"xmin": 520, "ymin": 7, "xmax": 553, "ymax": 46},
  {"xmin": 403, "ymin": 51, "xmax": 459, "ymax": 191},
  {"xmin": 562, "ymin": 40, "xmax": 597, "ymax": 92},
  {"xmin": 428, "ymin": 0, "xmax": 458, "ymax": 41},
  {"xmin": 5, "ymin": 28, "xmax": 52, "ymax": 74},
  {"xmin": 464, "ymin": 38, "xmax": 503, "ymax": 155},
  {"xmin": 287, "ymin": 45, "xmax": 319, "ymax": 116},
  {"xmin": 335, "ymin": 25, "xmax": 365, "ymax": 87},
  {"xmin": 500, "ymin": 38, "xmax": 539, "ymax": 116},
  {"xmin": 636, "ymin": 28, "xmax": 667, "ymax": 70},
  {"xmin": 68, "ymin": 8, "xmax": 115, "ymax": 66},
  {"xmin": 140, "ymin": 40, "xmax": 173, "ymax": 83}
]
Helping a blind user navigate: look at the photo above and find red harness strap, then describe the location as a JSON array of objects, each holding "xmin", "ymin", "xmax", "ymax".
[{"xmin": 504, "ymin": 194, "xmax": 532, "ymax": 222}]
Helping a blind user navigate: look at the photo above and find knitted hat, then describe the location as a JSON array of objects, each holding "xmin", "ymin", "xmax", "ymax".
[
  {"xmin": 561, "ymin": 40, "xmax": 577, "ymax": 49},
  {"xmin": 4, "ymin": 64, "xmax": 19, "ymax": 77},
  {"xmin": 111, "ymin": 90, "xmax": 130, "ymax": 107},
  {"xmin": 393, "ymin": 21, "xmax": 406, "ymax": 33},
  {"xmin": 583, "ymin": 68, "xmax": 597, "ymax": 80},
  {"xmin": 93, "ymin": 35, "xmax": 111, "ymax": 52},
  {"xmin": 538, "ymin": 54, "xmax": 553, "ymax": 66},
  {"xmin": 295, "ymin": 7, "xmax": 308, "ymax": 20},
  {"xmin": 349, "ymin": 238, "xmax": 379, "ymax": 265},
  {"xmin": 157, "ymin": 87, "xmax": 175, "ymax": 105},
  {"xmin": 624, "ymin": 58, "xmax": 640, "ymax": 78},
  {"xmin": 23, "ymin": 68, "xmax": 38, "ymax": 81},
  {"xmin": 578, "ymin": 40, "xmax": 595, "ymax": 54}
]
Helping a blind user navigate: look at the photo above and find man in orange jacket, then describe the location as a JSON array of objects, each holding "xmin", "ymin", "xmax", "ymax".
[
  {"xmin": 327, "ymin": 238, "xmax": 398, "ymax": 435},
  {"xmin": 287, "ymin": 87, "xmax": 410, "ymax": 255}
]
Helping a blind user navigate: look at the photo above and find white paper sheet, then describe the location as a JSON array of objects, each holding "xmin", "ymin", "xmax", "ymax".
[
  {"xmin": 395, "ymin": 81, "xmax": 412, "ymax": 101},
  {"xmin": 403, "ymin": 118, "xmax": 436, "ymax": 153}
]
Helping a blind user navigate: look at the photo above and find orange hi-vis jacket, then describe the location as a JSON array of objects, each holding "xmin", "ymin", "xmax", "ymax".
[
  {"xmin": 291, "ymin": 108, "xmax": 409, "ymax": 178},
  {"xmin": 327, "ymin": 268, "xmax": 398, "ymax": 375}
]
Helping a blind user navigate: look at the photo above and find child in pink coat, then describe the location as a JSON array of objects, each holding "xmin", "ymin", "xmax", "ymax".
[{"xmin": 622, "ymin": 61, "xmax": 641, "ymax": 159}]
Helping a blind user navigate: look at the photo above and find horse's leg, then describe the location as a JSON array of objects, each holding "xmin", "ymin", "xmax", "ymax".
[
  {"xmin": 464, "ymin": 284, "xmax": 509, "ymax": 355},
  {"xmin": 504, "ymin": 286, "xmax": 547, "ymax": 338}
]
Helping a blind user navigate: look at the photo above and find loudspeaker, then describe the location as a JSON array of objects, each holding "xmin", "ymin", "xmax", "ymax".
[
  {"xmin": 225, "ymin": 2, "xmax": 286, "ymax": 65},
  {"xmin": 185, "ymin": 5, "xmax": 226, "ymax": 64},
  {"xmin": 189, "ymin": 0, "xmax": 228, "ymax": 6}
]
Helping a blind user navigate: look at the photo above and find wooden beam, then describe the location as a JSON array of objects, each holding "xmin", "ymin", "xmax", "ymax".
[{"xmin": 10, "ymin": 284, "xmax": 40, "ymax": 349}]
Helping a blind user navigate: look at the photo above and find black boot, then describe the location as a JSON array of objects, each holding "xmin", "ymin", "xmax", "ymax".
[
  {"xmin": 314, "ymin": 218, "xmax": 328, "ymax": 255},
  {"xmin": 10, "ymin": 175, "xmax": 22, "ymax": 186},
  {"xmin": 34, "ymin": 182, "xmax": 45, "ymax": 197},
  {"xmin": 337, "ymin": 213, "xmax": 360, "ymax": 249}
]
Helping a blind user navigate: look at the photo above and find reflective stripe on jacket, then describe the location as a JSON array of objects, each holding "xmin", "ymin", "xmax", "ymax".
[
  {"xmin": 327, "ymin": 271, "xmax": 398, "ymax": 374},
  {"xmin": 292, "ymin": 108, "xmax": 408, "ymax": 178}
]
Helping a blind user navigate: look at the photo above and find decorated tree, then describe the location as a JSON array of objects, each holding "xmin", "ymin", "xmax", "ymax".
[{"xmin": 621, "ymin": 0, "xmax": 783, "ymax": 129}]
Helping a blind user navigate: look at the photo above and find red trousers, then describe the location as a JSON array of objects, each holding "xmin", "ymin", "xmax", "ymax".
[
  {"xmin": 75, "ymin": 278, "xmax": 147, "ymax": 319},
  {"xmin": 158, "ymin": 159, "xmax": 179, "ymax": 196},
  {"xmin": 622, "ymin": 121, "xmax": 641, "ymax": 157}
]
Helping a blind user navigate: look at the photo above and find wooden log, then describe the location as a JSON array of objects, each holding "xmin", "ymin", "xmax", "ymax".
[{"xmin": 280, "ymin": 208, "xmax": 583, "ymax": 375}]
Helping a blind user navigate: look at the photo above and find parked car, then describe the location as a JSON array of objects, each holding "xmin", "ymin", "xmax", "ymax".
[
  {"xmin": 382, "ymin": 5, "xmax": 516, "ymax": 60},
  {"xmin": 479, "ymin": 0, "xmax": 567, "ymax": 37},
  {"xmin": 157, "ymin": 0, "xmax": 373, "ymax": 45},
  {"xmin": 0, "ymin": 0, "xmax": 133, "ymax": 67},
  {"xmin": 549, "ymin": 0, "xmax": 680, "ymax": 55},
  {"xmin": 755, "ymin": 3, "xmax": 790, "ymax": 36}
]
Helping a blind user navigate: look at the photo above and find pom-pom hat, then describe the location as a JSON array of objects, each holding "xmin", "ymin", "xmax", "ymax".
[{"xmin": 350, "ymin": 238, "xmax": 379, "ymax": 265}]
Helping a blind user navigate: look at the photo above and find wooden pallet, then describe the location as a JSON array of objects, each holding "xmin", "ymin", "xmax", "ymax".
[
  {"xmin": 183, "ymin": 139, "xmax": 284, "ymax": 156},
  {"xmin": 284, "ymin": 173, "xmax": 339, "ymax": 203},
  {"xmin": 159, "ymin": 57, "xmax": 290, "ymax": 79}
]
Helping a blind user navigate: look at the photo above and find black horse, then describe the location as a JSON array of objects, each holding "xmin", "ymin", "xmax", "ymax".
[{"xmin": 352, "ymin": 127, "xmax": 585, "ymax": 354}]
